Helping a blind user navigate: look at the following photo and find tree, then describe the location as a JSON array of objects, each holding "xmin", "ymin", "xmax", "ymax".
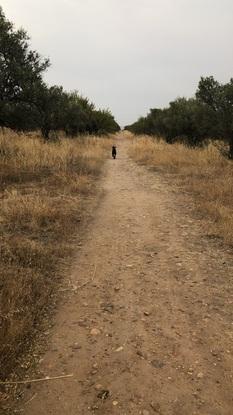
[
  {"xmin": 62, "ymin": 92, "xmax": 95, "ymax": 137},
  {"xmin": 125, "ymin": 100, "xmax": 209, "ymax": 146},
  {"xmin": 0, "ymin": 7, "xmax": 120, "ymax": 137},
  {"xmin": 126, "ymin": 76, "xmax": 233, "ymax": 154},
  {"xmin": 196, "ymin": 76, "xmax": 233, "ymax": 158},
  {"xmin": 90, "ymin": 109, "xmax": 120, "ymax": 135},
  {"xmin": 0, "ymin": 7, "xmax": 49, "ymax": 128},
  {"xmin": 34, "ymin": 84, "xmax": 67, "ymax": 139}
]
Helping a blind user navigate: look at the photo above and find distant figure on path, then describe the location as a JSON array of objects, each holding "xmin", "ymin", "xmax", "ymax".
[{"xmin": 112, "ymin": 145, "xmax": 117, "ymax": 159}]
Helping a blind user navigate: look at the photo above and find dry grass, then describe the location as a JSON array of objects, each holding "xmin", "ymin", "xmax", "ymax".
[
  {"xmin": 130, "ymin": 135, "xmax": 233, "ymax": 244},
  {"xmin": 0, "ymin": 130, "xmax": 110, "ymax": 378}
]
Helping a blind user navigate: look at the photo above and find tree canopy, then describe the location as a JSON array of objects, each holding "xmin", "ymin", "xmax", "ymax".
[
  {"xmin": 125, "ymin": 76, "xmax": 233, "ymax": 158},
  {"xmin": 0, "ymin": 7, "xmax": 120, "ymax": 137}
]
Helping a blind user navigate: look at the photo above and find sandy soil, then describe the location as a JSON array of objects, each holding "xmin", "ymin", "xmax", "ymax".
[{"xmin": 14, "ymin": 138, "xmax": 233, "ymax": 414}]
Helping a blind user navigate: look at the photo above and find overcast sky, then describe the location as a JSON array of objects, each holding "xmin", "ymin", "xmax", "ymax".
[{"xmin": 1, "ymin": 0, "xmax": 233, "ymax": 126}]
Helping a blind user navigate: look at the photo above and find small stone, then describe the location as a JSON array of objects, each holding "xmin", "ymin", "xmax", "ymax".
[
  {"xmin": 115, "ymin": 346, "xmax": 124, "ymax": 352},
  {"xmin": 95, "ymin": 384, "xmax": 103, "ymax": 391},
  {"xmin": 151, "ymin": 360, "xmax": 165, "ymax": 369},
  {"xmin": 97, "ymin": 389, "xmax": 110, "ymax": 400},
  {"xmin": 90, "ymin": 328, "xmax": 101, "ymax": 336},
  {"xmin": 150, "ymin": 401, "xmax": 161, "ymax": 412},
  {"xmin": 78, "ymin": 320, "xmax": 87, "ymax": 327},
  {"xmin": 102, "ymin": 303, "xmax": 114, "ymax": 313},
  {"xmin": 144, "ymin": 311, "xmax": 150, "ymax": 316},
  {"xmin": 71, "ymin": 342, "xmax": 82, "ymax": 350},
  {"xmin": 197, "ymin": 372, "xmax": 204, "ymax": 379},
  {"xmin": 114, "ymin": 286, "xmax": 120, "ymax": 292},
  {"xmin": 113, "ymin": 401, "xmax": 119, "ymax": 406},
  {"xmin": 93, "ymin": 363, "xmax": 98, "ymax": 369}
]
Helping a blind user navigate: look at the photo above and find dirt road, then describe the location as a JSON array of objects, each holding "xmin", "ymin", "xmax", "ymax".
[{"xmin": 20, "ymin": 138, "xmax": 233, "ymax": 414}]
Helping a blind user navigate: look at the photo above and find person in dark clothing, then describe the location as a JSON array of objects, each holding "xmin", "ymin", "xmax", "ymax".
[{"xmin": 112, "ymin": 145, "xmax": 117, "ymax": 159}]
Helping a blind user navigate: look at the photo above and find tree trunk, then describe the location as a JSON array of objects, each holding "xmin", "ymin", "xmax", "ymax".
[
  {"xmin": 229, "ymin": 136, "xmax": 233, "ymax": 159},
  {"xmin": 41, "ymin": 126, "xmax": 50, "ymax": 140}
]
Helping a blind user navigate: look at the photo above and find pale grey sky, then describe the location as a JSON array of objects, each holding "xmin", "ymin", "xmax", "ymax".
[{"xmin": 1, "ymin": 0, "xmax": 233, "ymax": 126}]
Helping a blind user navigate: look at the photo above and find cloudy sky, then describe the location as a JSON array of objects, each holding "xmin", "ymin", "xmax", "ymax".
[{"xmin": 1, "ymin": 0, "xmax": 233, "ymax": 126}]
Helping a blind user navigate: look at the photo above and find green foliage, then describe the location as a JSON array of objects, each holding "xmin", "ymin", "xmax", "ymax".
[
  {"xmin": 196, "ymin": 77, "xmax": 233, "ymax": 158},
  {"xmin": 34, "ymin": 84, "xmax": 68, "ymax": 139},
  {"xmin": 0, "ymin": 7, "xmax": 119, "ymax": 137},
  {"xmin": 126, "ymin": 76, "xmax": 233, "ymax": 157},
  {"xmin": 125, "ymin": 99, "xmax": 212, "ymax": 147},
  {"xmin": 90, "ymin": 109, "xmax": 120, "ymax": 135},
  {"xmin": 0, "ymin": 7, "xmax": 49, "ymax": 108}
]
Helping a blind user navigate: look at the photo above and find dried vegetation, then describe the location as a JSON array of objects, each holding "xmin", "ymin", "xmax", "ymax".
[
  {"xmin": 0, "ymin": 130, "xmax": 110, "ymax": 378},
  {"xmin": 130, "ymin": 135, "xmax": 233, "ymax": 244}
]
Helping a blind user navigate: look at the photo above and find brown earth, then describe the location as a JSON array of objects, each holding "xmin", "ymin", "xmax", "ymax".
[{"xmin": 8, "ymin": 138, "xmax": 233, "ymax": 414}]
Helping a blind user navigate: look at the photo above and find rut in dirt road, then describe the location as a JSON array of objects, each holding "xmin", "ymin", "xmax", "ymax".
[{"xmin": 20, "ymin": 138, "xmax": 233, "ymax": 415}]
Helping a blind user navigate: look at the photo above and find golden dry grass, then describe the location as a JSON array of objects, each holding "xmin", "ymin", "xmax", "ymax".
[
  {"xmin": 130, "ymin": 135, "xmax": 233, "ymax": 244},
  {"xmin": 0, "ymin": 130, "xmax": 110, "ymax": 378}
]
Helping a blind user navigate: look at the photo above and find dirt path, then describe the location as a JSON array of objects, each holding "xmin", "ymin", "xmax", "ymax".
[{"xmin": 20, "ymin": 138, "xmax": 233, "ymax": 414}]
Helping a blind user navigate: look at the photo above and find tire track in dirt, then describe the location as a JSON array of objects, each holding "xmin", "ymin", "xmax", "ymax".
[{"xmin": 19, "ymin": 138, "xmax": 233, "ymax": 414}]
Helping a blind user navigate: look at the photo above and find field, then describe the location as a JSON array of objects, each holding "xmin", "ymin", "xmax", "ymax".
[
  {"xmin": 7, "ymin": 136, "xmax": 233, "ymax": 415},
  {"xmin": 0, "ymin": 130, "xmax": 110, "ymax": 379},
  {"xmin": 130, "ymin": 135, "xmax": 233, "ymax": 245}
]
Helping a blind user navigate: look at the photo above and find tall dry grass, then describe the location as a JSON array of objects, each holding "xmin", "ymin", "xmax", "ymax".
[
  {"xmin": 130, "ymin": 135, "xmax": 233, "ymax": 244},
  {"xmin": 0, "ymin": 130, "xmax": 110, "ymax": 378}
]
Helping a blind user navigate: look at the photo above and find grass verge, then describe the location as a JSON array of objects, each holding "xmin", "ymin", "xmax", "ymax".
[
  {"xmin": 130, "ymin": 135, "xmax": 233, "ymax": 244},
  {"xmin": 0, "ymin": 130, "xmax": 110, "ymax": 380}
]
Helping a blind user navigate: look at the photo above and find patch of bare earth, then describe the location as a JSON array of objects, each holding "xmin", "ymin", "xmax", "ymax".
[{"xmin": 6, "ymin": 138, "xmax": 233, "ymax": 415}]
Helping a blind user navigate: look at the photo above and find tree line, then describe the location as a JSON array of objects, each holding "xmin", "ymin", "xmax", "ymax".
[
  {"xmin": 0, "ymin": 7, "xmax": 120, "ymax": 138},
  {"xmin": 125, "ymin": 77, "xmax": 233, "ymax": 158}
]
